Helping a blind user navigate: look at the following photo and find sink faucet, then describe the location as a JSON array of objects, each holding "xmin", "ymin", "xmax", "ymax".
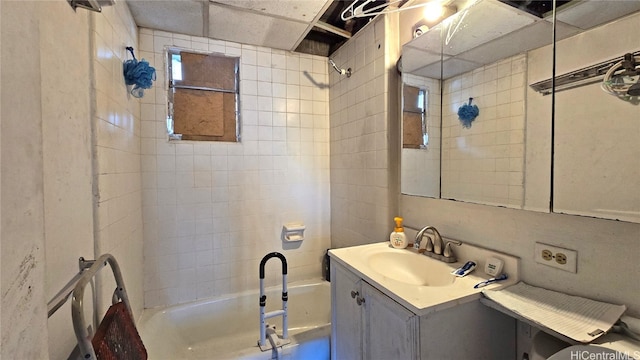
[
  {"xmin": 414, "ymin": 226, "xmax": 463, "ymax": 263},
  {"xmin": 414, "ymin": 226, "xmax": 443, "ymax": 254}
]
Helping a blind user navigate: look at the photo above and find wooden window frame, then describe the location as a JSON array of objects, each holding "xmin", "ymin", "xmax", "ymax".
[
  {"xmin": 402, "ymin": 84, "xmax": 429, "ymax": 149},
  {"xmin": 167, "ymin": 49, "xmax": 241, "ymax": 142}
]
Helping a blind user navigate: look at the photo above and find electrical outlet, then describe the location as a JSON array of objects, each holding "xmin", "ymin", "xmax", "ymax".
[
  {"xmin": 534, "ymin": 242, "xmax": 577, "ymax": 273},
  {"xmin": 555, "ymin": 253, "xmax": 567, "ymax": 264}
]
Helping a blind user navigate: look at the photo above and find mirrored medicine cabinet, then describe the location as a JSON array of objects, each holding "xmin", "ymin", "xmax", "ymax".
[{"xmin": 399, "ymin": 0, "xmax": 640, "ymax": 223}]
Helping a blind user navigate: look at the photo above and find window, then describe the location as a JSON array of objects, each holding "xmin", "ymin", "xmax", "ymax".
[
  {"xmin": 402, "ymin": 84, "xmax": 429, "ymax": 149},
  {"xmin": 167, "ymin": 50, "xmax": 240, "ymax": 142}
]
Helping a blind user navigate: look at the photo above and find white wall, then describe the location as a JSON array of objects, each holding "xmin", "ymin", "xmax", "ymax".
[
  {"xmin": 329, "ymin": 14, "xmax": 400, "ymax": 248},
  {"xmin": 139, "ymin": 29, "xmax": 331, "ymax": 307},
  {"xmin": 1, "ymin": 2, "xmax": 49, "ymax": 357},
  {"xmin": 38, "ymin": 2, "xmax": 95, "ymax": 358},
  {"xmin": 1, "ymin": 1, "xmax": 142, "ymax": 358}
]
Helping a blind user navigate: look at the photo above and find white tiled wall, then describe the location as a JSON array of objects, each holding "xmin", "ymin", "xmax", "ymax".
[
  {"xmin": 139, "ymin": 29, "xmax": 331, "ymax": 307},
  {"xmin": 329, "ymin": 14, "xmax": 400, "ymax": 248},
  {"xmin": 441, "ymin": 54, "xmax": 526, "ymax": 208},
  {"xmin": 401, "ymin": 73, "xmax": 441, "ymax": 197},
  {"xmin": 91, "ymin": 2, "xmax": 144, "ymax": 318}
]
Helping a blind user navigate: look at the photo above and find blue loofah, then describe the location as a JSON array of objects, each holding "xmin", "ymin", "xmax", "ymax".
[
  {"xmin": 458, "ymin": 97, "xmax": 479, "ymax": 128},
  {"xmin": 123, "ymin": 47, "xmax": 156, "ymax": 98}
]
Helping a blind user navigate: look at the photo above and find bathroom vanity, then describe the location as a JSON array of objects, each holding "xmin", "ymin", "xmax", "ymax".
[{"xmin": 329, "ymin": 242, "xmax": 519, "ymax": 360}]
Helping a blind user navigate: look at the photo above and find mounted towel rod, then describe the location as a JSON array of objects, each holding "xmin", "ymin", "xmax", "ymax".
[
  {"xmin": 47, "ymin": 257, "xmax": 95, "ymax": 318},
  {"xmin": 530, "ymin": 50, "xmax": 640, "ymax": 95},
  {"xmin": 47, "ymin": 254, "xmax": 140, "ymax": 360}
]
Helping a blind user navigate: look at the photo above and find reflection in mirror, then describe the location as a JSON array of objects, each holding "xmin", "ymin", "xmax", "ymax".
[
  {"xmin": 400, "ymin": 0, "xmax": 640, "ymax": 220},
  {"xmin": 401, "ymin": 74, "xmax": 441, "ymax": 197},
  {"xmin": 440, "ymin": 52, "xmax": 526, "ymax": 208},
  {"xmin": 402, "ymin": 85, "xmax": 428, "ymax": 150},
  {"xmin": 439, "ymin": 1, "xmax": 530, "ymax": 208},
  {"xmin": 550, "ymin": 6, "xmax": 640, "ymax": 223},
  {"xmin": 401, "ymin": 0, "xmax": 534, "ymax": 209}
]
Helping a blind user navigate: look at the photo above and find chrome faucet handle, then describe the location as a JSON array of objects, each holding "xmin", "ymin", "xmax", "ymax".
[{"xmin": 443, "ymin": 239, "xmax": 462, "ymax": 259}]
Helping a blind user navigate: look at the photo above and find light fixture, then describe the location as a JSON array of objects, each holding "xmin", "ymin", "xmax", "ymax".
[
  {"xmin": 412, "ymin": 1, "xmax": 458, "ymax": 38},
  {"xmin": 423, "ymin": 2, "xmax": 446, "ymax": 22}
]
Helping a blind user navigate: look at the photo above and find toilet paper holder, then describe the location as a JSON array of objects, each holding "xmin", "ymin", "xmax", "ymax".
[{"xmin": 282, "ymin": 223, "xmax": 305, "ymax": 242}]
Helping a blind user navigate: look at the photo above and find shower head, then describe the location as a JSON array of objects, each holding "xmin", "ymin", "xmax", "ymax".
[{"xmin": 328, "ymin": 59, "xmax": 351, "ymax": 78}]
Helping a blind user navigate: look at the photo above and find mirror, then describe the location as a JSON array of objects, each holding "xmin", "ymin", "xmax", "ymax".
[
  {"xmin": 551, "ymin": 4, "xmax": 640, "ymax": 223},
  {"xmin": 401, "ymin": 0, "xmax": 550, "ymax": 209},
  {"xmin": 400, "ymin": 0, "xmax": 640, "ymax": 220}
]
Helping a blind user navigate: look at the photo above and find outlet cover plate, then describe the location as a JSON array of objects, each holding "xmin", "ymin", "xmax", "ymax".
[{"xmin": 534, "ymin": 242, "xmax": 577, "ymax": 273}]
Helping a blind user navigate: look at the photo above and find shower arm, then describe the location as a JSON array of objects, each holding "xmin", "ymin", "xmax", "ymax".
[{"xmin": 329, "ymin": 59, "xmax": 352, "ymax": 78}]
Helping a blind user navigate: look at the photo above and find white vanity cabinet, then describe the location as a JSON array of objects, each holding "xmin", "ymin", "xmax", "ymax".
[
  {"xmin": 331, "ymin": 260, "xmax": 516, "ymax": 360},
  {"xmin": 331, "ymin": 261, "xmax": 418, "ymax": 360}
]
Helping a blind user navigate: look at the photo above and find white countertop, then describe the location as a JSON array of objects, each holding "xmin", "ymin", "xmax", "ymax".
[{"xmin": 329, "ymin": 241, "xmax": 519, "ymax": 316}]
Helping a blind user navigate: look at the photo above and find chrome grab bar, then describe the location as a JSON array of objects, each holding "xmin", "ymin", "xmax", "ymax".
[{"xmin": 47, "ymin": 257, "xmax": 95, "ymax": 318}]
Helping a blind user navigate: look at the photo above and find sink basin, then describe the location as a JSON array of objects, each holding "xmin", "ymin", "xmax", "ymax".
[
  {"xmin": 329, "ymin": 241, "xmax": 520, "ymax": 313},
  {"xmin": 366, "ymin": 251, "xmax": 456, "ymax": 287}
]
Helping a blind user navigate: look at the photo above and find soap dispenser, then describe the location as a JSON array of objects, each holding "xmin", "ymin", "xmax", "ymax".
[{"xmin": 389, "ymin": 217, "xmax": 408, "ymax": 249}]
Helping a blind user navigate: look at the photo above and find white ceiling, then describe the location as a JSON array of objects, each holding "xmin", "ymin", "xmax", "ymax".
[
  {"xmin": 126, "ymin": 0, "xmax": 640, "ymax": 63},
  {"xmin": 126, "ymin": 0, "xmax": 333, "ymax": 51}
]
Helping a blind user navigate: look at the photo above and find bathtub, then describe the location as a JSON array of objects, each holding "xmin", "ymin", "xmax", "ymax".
[{"xmin": 138, "ymin": 279, "xmax": 331, "ymax": 360}]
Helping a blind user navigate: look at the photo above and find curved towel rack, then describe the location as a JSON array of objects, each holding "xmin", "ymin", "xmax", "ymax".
[{"xmin": 47, "ymin": 254, "xmax": 135, "ymax": 360}]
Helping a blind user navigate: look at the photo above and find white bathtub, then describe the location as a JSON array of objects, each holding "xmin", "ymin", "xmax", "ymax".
[{"xmin": 138, "ymin": 279, "xmax": 331, "ymax": 360}]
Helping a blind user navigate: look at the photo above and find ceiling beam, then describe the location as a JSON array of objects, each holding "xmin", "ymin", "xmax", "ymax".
[
  {"xmin": 315, "ymin": 20, "xmax": 352, "ymax": 39},
  {"xmin": 291, "ymin": 0, "xmax": 335, "ymax": 52}
]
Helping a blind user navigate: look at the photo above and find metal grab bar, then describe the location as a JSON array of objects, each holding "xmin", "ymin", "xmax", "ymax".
[
  {"xmin": 47, "ymin": 254, "xmax": 133, "ymax": 360},
  {"xmin": 258, "ymin": 252, "xmax": 289, "ymax": 350},
  {"xmin": 47, "ymin": 257, "xmax": 95, "ymax": 318},
  {"xmin": 72, "ymin": 254, "xmax": 133, "ymax": 360}
]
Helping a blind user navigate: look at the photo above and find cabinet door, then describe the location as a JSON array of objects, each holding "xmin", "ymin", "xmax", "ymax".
[
  {"xmin": 362, "ymin": 282, "xmax": 419, "ymax": 360},
  {"xmin": 331, "ymin": 263, "xmax": 364, "ymax": 360}
]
